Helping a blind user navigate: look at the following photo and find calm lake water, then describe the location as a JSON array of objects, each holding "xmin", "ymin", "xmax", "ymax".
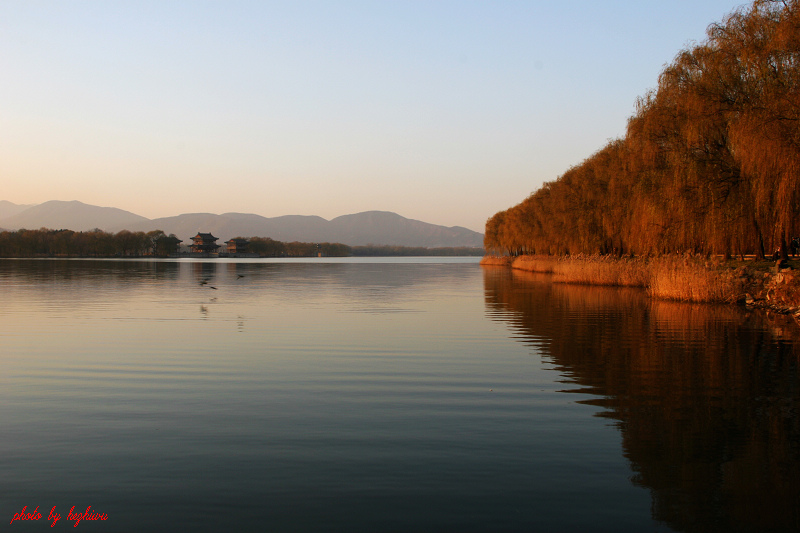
[{"xmin": 1, "ymin": 258, "xmax": 798, "ymax": 532}]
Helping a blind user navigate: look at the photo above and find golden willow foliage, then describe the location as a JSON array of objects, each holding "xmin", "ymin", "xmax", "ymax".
[{"xmin": 485, "ymin": 0, "xmax": 800, "ymax": 259}]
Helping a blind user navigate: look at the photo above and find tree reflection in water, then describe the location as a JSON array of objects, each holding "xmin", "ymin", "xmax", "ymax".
[{"xmin": 483, "ymin": 267, "xmax": 800, "ymax": 533}]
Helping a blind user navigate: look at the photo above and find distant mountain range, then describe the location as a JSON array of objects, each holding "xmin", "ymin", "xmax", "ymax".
[{"xmin": 0, "ymin": 200, "xmax": 484, "ymax": 248}]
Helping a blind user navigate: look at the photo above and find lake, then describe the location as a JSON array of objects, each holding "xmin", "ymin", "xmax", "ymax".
[{"xmin": 1, "ymin": 258, "xmax": 798, "ymax": 532}]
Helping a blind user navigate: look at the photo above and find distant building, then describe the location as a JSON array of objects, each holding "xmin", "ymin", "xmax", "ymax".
[
  {"xmin": 225, "ymin": 238, "xmax": 250, "ymax": 254},
  {"xmin": 189, "ymin": 233, "xmax": 220, "ymax": 255}
]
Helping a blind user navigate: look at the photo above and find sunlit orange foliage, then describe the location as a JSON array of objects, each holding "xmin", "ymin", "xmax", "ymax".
[{"xmin": 485, "ymin": 0, "xmax": 800, "ymax": 260}]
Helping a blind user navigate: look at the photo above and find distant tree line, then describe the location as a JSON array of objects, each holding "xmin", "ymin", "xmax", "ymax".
[
  {"xmin": 0, "ymin": 229, "xmax": 482, "ymax": 258},
  {"xmin": 351, "ymin": 245, "xmax": 484, "ymax": 256},
  {"xmin": 227, "ymin": 238, "xmax": 483, "ymax": 257},
  {"xmin": 246, "ymin": 237, "xmax": 351, "ymax": 257},
  {"xmin": 485, "ymin": 0, "xmax": 800, "ymax": 260},
  {"xmin": 0, "ymin": 229, "xmax": 181, "ymax": 258}
]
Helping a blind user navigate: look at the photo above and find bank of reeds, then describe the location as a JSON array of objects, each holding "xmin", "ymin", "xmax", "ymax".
[
  {"xmin": 512, "ymin": 254, "xmax": 650, "ymax": 288},
  {"xmin": 479, "ymin": 255, "xmax": 513, "ymax": 267},
  {"xmin": 647, "ymin": 256, "xmax": 744, "ymax": 303},
  {"xmin": 495, "ymin": 254, "xmax": 794, "ymax": 306}
]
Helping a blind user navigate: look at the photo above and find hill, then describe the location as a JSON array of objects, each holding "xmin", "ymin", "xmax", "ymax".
[
  {"xmin": 120, "ymin": 210, "xmax": 483, "ymax": 247},
  {"xmin": 0, "ymin": 200, "xmax": 34, "ymax": 220},
  {"xmin": 0, "ymin": 200, "xmax": 149, "ymax": 232},
  {"xmin": 328, "ymin": 211, "xmax": 481, "ymax": 247}
]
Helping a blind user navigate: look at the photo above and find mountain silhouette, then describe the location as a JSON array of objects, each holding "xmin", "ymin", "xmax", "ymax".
[
  {"xmin": 0, "ymin": 200, "xmax": 149, "ymax": 232},
  {"xmin": 0, "ymin": 200, "xmax": 36, "ymax": 221}
]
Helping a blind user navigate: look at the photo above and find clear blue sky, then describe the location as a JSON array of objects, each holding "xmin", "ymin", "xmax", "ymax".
[{"xmin": 1, "ymin": 0, "xmax": 744, "ymax": 232}]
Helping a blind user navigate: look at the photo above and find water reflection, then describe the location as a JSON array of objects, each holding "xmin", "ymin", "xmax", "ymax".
[
  {"xmin": 4, "ymin": 258, "xmax": 796, "ymax": 531},
  {"xmin": 0, "ymin": 258, "xmax": 473, "ymax": 314},
  {"xmin": 483, "ymin": 267, "xmax": 800, "ymax": 532},
  {"xmin": 0, "ymin": 257, "xmax": 181, "ymax": 286}
]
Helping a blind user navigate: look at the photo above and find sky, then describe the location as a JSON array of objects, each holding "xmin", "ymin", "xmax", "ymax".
[{"xmin": 1, "ymin": 0, "xmax": 746, "ymax": 232}]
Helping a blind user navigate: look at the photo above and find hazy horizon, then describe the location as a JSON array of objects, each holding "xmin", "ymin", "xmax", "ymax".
[{"xmin": 1, "ymin": 0, "xmax": 743, "ymax": 232}]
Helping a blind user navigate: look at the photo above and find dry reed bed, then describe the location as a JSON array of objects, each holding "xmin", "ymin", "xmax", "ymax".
[
  {"xmin": 504, "ymin": 254, "xmax": 763, "ymax": 304},
  {"xmin": 512, "ymin": 255, "xmax": 650, "ymax": 288},
  {"xmin": 479, "ymin": 256, "xmax": 513, "ymax": 267},
  {"xmin": 647, "ymin": 257, "xmax": 743, "ymax": 303}
]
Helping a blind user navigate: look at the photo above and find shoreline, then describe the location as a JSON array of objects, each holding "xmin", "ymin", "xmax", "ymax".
[{"xmin": 481, "ymin": 254, "xmax": 800, "ymax": 321}]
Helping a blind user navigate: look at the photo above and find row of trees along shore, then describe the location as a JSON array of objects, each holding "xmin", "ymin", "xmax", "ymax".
[
  {"xmin": 486, "ymin": 0, "xmax": 800, "ymax": 260},
  {"xmin": 0, "ymin": 229, "xmax": 483, "ymax": 258},
  {"xmin": 0, "ymin": 229, "xmax": 183, "ymax": 258}
]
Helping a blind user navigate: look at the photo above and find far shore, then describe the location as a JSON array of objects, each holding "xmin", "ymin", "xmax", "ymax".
[{"xmin": 481, "ymin": 254, "xmax": 800, "ymax": 320}]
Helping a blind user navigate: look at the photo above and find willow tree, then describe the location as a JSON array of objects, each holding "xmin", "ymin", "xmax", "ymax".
[
  {"xmin": 712, "ymin": 0, "xmax": 800, "ymax": 258},
  {"xmin": 484, "ymin": 0, "xmax": 800, "ymax": 259}
]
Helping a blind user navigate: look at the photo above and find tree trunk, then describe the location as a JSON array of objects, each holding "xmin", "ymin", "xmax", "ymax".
[{"xmin": 780, "ymin": 231, "xmax": 790, "ymax": 261}]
